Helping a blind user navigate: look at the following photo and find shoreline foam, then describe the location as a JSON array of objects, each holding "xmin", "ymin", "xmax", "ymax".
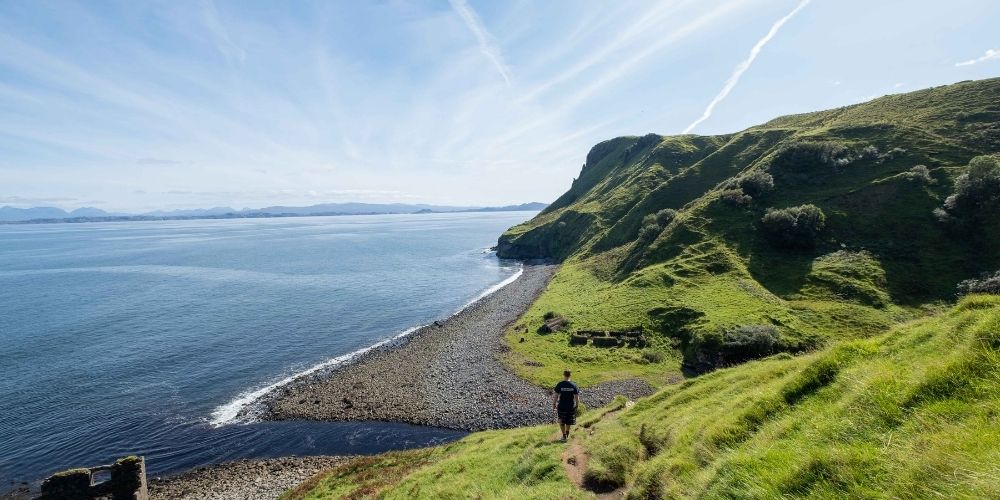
[
  {"xmin": 209, "ymin": 263, "xmax": 524, "ymax": 426},
  {"xmin": 262, "ymin": 264, "xmax": 655, "ymax": 431}
]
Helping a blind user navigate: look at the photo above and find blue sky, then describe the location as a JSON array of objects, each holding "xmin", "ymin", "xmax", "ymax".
[{"xmin": 1, "ymin": 0, "xmax": 998, "ymax": 212}]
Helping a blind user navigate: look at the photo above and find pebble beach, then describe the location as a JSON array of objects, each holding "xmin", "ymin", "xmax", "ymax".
[{"xmin": 146, "ymin": 263, "xmax": 655, "ymax": 498}]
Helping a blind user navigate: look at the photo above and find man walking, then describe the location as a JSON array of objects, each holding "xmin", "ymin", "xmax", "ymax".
[{"xmin": 552, "ymin": 370, "xmax": 579, "ymax": 441}]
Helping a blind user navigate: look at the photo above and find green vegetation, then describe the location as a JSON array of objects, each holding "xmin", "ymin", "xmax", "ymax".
[
  {"xmin": 290, "ymin": 78, "xmax": 1000, "ymax": 498},
  {"xmin": 760, "ymin": 204, "xmax": 826, "ymax": 249},
  {"xmin": 499, "ymin": 78, "xmax": 1000, "ymax": 384},
  {"xmin": 290, "ymin": 296, "xmax": 1000, "ymax": 498},
  {"xmin": 958, "ymin": 270, "xmax": 1000, "ymax": 295},
  {"xmin": 935, "ymin": 154, "xmax": 1000, "ymax": 224},
  {"xmin": 282, "ymin": 426, "xmax": 585, "ymax": 499}
]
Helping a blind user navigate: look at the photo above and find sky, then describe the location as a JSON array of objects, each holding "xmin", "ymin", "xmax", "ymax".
[{"xmin": 1, "ymin": 0, "xmax": 998, "ymax": 212}]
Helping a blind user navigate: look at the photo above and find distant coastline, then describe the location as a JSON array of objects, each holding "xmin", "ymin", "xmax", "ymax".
[{"xmin": 0, "ymin": 202, "xmax": 547, "ymax": 225}]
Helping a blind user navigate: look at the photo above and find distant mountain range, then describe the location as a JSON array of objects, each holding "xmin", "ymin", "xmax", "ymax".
[{"xmin": 0, "ymin": 202, "xmax": 548, "ymax": 223}]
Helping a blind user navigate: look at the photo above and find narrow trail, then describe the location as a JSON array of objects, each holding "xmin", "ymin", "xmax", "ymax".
[{"xmin": 559, "ymin": 404, "xmax": 632, "ymax": 499}]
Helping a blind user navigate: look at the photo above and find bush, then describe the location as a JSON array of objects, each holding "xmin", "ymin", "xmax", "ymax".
[
  {"xmin": 640, "ymin": 349, "xmax": 667, "ymax": 364},
  {"xmin": 654, "ymin": 208, "xmax": 678, "ymax": 226},
  {"xmin": 936, "ymin": 155, "xmax": 1000, "ymax": 224},
  {"xmin": 720, "ymin": 189, "xmax": 752, "ymax": 207},
  {"xmin": 739, "ymin": 171, "xmax": 775, "ymax": 197},
  {"xmin": 859, "ymin": 145, "xmax": 880, "ymax": 160},
  {"xmin": 720, "ymin": 325, "xmax": 781, "ymax": 362},
  {"xmin": 883, "ymin": 147, "xmax": 907, "ymax": 160},
  {"xmin": 542, "ymin": 311, "xmax": 557, "ymax": 320},
  {"xmin": 771, "ymin": 141, "xmax": 854, "ymax": 171},
  {"xmin": 957, "ymin": 271, "xmax": 1000, "ymax": 296},
  {"xmin": 761, "ymin": 204, "xmax": 826, "ymax": 248},
  {"xmin": 684, "ymin": 324, "xmax": 783, "ymax": 371},
  {"xmin": 638, "ymin": 220, "xmax": 661, "ymax": 241},
  {"xmin": 904, "ymin": 165, "xmax": 934, "ymax": 184}
]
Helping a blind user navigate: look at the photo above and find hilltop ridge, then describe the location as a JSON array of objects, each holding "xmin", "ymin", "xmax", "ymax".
[
  {"xmin": 497, "ymin": 77, "xmax": 1000, "ymax": 382},
  {"xmin": 285, "ymin": 77, "xmax": 1000, "ymax": 500}
]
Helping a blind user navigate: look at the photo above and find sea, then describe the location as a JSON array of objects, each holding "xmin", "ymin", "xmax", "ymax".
[{"xmin": 0, "ymin": 211, "xmax": 534, "ymax": 485}]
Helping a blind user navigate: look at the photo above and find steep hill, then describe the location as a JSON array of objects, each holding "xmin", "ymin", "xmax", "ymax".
[
  {"xmin": 286, "ymin": 78, "xmax": 1000, "ymax": 499},
  {"xmin": 498, "ymin": 78, "xmax": 1000, "ymax": 383}
]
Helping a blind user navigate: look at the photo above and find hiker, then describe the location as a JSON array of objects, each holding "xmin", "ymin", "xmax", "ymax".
[{"xmin": 552, "ymin": 369, "xmax": 579, "ymax": 441}]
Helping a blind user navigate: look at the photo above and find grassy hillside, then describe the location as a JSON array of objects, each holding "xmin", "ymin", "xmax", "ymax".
[
  {"xmin": 287, "ymin": 79, "xmax": 1000, "ymax": 498},
  {"xmin": 287, "ymin": 295, "xmax": 1000, "ymax": 498},
  {"xmin": 499, "ymin": 78, "xmax": 1000, "ymax": 386}
]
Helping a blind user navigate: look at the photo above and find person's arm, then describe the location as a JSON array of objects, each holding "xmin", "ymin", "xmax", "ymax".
[
  {"xmin": 552, "ymin": 390, "xmax": 559, "ymax": 411},
  {"xmin": 574, "ymin": 392, "xmax": 580, "ymax": 410}
]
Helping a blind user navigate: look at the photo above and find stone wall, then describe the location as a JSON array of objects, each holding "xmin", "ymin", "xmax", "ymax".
[{"xmin": 39, "ymin": 456, "xmax": 147, "ymax": 500}]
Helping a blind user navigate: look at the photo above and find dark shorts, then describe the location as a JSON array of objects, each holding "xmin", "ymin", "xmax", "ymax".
[{"xmin": 558, "ymin": 409, "xmax": 576, "ymax": 425}]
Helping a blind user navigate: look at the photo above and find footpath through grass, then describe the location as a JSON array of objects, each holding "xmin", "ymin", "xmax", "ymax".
[{"xmin": 286, "ymin": 295, "xmax": 1000, "ymax": 498}]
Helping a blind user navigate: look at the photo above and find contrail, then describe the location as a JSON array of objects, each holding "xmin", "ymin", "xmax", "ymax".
[
  {"xmin": 683, "ymin": 0, "xmax": 810, "ymax": 134},
  {"xmin": 449, "ymin": 0, "xmax": 511, "ymax": 86}
]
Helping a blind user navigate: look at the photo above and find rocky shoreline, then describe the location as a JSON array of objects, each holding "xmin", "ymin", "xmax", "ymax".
[
  {"xmin": 148, "ymin": 456, "xmax": 347, "ymax": 500},
  {"xmin": 256, "ymin": 264, "xmax": 655, "ymax": 431},
  {"xmin": 133, "ymin": 263, "xmax": 656, "ymax": 499}
]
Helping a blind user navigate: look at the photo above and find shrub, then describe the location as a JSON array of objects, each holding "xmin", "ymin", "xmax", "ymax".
[
  {"xmin": 936, "ymin": 155, "xmax": 1000, "ymax": 224},
  {"xmin": 719, "ymin": 177, "xmax": 739, "ymax": 190},
  {"xmin": 639, "ymin": 220, "xmax": 661, "ymax": 241},
  {"xmin": 684, "ymin": 325, "xmax": 784, "ymax": 371},
  {"xmin": 720, "ymin": 189, "xmax": 752, "ymax": 207},
  {"xmin": 957, "ymin": 271, "xmax": 1000, "ymax": 296},
  {"xmin": 542, "ymin": 311, "xmax": 557, "ymax": 320},
  {"xmin": 904, "ymin": 165, "xmax": 934, "ymax": 184},
  {"xmin": 771, "ymin": 141, "xmax": 854, "ymax": 172},
  {"xmin": 654, "ymin": 208, "xmax": 678, "ymax": 226},
  {"xmin": 640, "ymin": 349, "xmax": 667, "ymax": 364},
  {"xmin": 720, "ymin": 325, "xmax": 781, "ymax": 362},
  {"xmin": 738, "ymin": 170, "xmax": 775, "ymax": 197},
  {"xmin": 883, "ymin": 147, "xmax": 907, "ymax": 160},
  {"xmin": 761, "ymin": 204, "xmax": 826, "ymax": 248},
  {"xmin": 859, "ymin": 145, "xmax": 880, "ymax": 160}
]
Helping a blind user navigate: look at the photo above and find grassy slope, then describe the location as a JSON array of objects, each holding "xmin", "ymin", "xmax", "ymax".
[
  {"xmin": 500, "ymin": 78, "xmax": 1000, "ymax": 387},
  {"xmin": 288, "ymin": 296, "xmax": 1000, "ymax": 499}
]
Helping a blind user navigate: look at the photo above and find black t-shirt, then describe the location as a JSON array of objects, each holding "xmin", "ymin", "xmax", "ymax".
[{"xmin": 554, "ymin": 380, "xmax": 579, "ymax": 411}]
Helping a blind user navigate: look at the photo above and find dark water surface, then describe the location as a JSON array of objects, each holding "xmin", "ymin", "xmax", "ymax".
[{"xmin": 0, "ymin": 212, "xmax": 533, "ymax": 484}]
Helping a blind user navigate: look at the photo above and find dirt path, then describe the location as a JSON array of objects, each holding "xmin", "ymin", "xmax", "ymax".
[{"xmin": 560, "ymin": 405, "xmax": 630, "ymax": 499}]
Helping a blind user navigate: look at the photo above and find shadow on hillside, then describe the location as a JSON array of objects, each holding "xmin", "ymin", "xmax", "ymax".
[{"xmin": 744, "ymin": 246, "xmax": 816, "ymax": 298}]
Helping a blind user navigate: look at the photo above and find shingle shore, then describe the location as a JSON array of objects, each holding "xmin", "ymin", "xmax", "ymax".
[{"xmin": 258, "ymin": 264, "xmax": 654, "ymax": 430}]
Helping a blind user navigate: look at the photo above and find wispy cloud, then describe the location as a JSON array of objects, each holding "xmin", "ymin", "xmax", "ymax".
[
  {"xmin": 683, "ymin": 0, "xmax": 810, "ymax": 134},
  {"xmin": 0, "ymin": 195, "xmax": 79, "ymax": 205},
  {"xmin": 200, "ymin": 0, "xmax": 246, "ymax": 64},
  {"xmin": 137, "ymin": 157, "xmax": 184, "ymax": 165},
  {"xmin": 448, "ymin": 0, "xmax": 511, "ymax": 86},
  {"xmin": 955, "ymin": 48, "xmax": 999, "ymax": 67}
]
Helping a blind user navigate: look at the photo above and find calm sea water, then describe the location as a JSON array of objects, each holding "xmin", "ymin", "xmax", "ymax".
[{"xmin": 0, "ymin": 212, "xmax": 533, "ymax": 485}]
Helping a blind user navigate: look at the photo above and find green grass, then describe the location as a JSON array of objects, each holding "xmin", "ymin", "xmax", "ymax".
[
  {"xmin": 282, "ymin": 426, "xmax": 585, "ymax": 500},
  {"xmin": 290, "ymin": 296, "xmax": 1000, "ymax": 499},
  {"xmin": 289, "ymin": 79, "xmax": 1000, "ymax": 498},
  {"xmin": 610, "ymin": 294, "xmax": 1000, "ymax": 498},
  {"xmin": 498, "ymin": 78, "xmax": 1000, "ymax": 383},
  {"xmin": 503, "ymin": 236, "xmax": 900, "ymax": 387}
]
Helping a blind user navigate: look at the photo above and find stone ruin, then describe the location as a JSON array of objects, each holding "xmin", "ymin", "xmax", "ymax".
[
  {"xmin": 570, "ymin": 327, "xmax": 646, "ymax": 348},
  {"xmin": 37, "ymin": 456, "xmax": 148, "ymax": 500}
]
